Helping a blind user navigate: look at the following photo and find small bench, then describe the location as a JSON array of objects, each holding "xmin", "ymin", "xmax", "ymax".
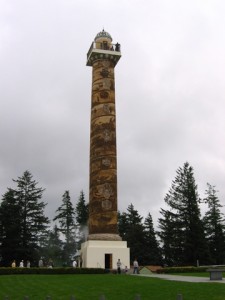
[{"xmin": 207, "ymin": 269, "xmax": 225, "ymax": 280}]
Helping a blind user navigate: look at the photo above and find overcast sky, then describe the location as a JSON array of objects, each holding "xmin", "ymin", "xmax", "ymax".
[{"xmin": 0, "ymin": 0, "xmax": 225, "ymax": 226}]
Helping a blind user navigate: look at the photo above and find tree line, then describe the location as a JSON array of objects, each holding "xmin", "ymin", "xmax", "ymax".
[
  {"xmin": 0, "ymin": 162, "xmax": 225, "ymax": 267},
  {"xmin": 0, "ymin": 171, "xmax": 88, "ymax": 267}
]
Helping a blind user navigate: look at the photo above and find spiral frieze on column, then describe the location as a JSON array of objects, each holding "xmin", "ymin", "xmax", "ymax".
[{"xmin": 88, "ymin": 55, "xmax": 120, "ymax": 239}]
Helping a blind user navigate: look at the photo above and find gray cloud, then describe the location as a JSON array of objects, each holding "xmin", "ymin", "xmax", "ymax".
[{"xmin": 0, "ymin": 0, "xmax": 225, "ymax": 225}]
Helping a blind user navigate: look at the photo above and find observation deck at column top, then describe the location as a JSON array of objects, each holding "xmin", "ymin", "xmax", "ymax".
[{"xmin": 86, "ymin": 29, "xmax": 121, "ymax": 67}]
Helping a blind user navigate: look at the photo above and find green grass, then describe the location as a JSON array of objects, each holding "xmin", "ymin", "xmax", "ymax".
[{"xmin": 0, "ymin": 274, "xmax": 225, "ymax": 300}]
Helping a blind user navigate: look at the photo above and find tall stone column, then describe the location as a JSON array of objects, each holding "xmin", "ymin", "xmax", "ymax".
[
  {"xmin": 80, "ymin": 30, "xmax": 129, "ymax": 269},
  {"xmin": 87, "ymin": 30, "xmax": 121, "ymax": 241}
]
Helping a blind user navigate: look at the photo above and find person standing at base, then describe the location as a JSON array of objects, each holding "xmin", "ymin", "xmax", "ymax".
[
  {"xmin": 117, "ymin": 259, "xmax": 122, "ymax": 274},
  {"xmin": 11, "ymin": 260, "xmax": 16, "ymax": 268},
  {"xmin": 19, "ymin": 260, "xmax": 24, "ymax": 268},
  {"xmin": 72, "ymin": 260, "xmax": 77, "ymax": 268},
  {"xmin": 133, "ymin": 258, "xmax": 139, "ymax": 274},
  {"xmin": 39, "ymin": 258, "xmax": 43, "ymax": 267}
]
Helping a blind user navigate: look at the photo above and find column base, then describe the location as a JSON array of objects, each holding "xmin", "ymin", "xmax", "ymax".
[
  {"xmin": 80, "ymin": 239, "xmax": 130, "ymax": 269},
  {"xmin": 88, "ymin": 233, "xmax": 122, "ymax": 241}
]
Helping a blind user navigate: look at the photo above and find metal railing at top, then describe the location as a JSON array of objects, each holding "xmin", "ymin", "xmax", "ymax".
[{"xmin": 87, "ymin": 42, "xmax": 121, "ymax": 59}]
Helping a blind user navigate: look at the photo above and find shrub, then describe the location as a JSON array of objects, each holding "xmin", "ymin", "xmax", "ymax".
[
  {"xmin": 0, "ymin": 267, "xmax": 106, "ymax": 275},
  {"xmin": 156, "ymin": 266, "xmax": 208, "ymax": 274}
]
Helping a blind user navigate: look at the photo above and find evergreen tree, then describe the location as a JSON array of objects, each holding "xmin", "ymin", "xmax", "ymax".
[
  {"xmin": 75, "ymin": 190, "xmax": 88, "ymax": 225},
  {"xmin": 158, "ymin": 209, "xmax": 179, "ymax": 266},
  {"xmin": 0, "ymin": 171, "xmax": 49, "ymax": 266},
  {"xmin": 203, "ymin": 183, "xmax": 225, "ymax": 264},
  {"xmin": 158, "ymin": 162, "xmax": 209, "ymax": 266},
  {"xmin": 143, "ymin": 213, "xmax": 163, "ymax": 265},
  {"xmin": 118, "ymin": 204, "xmax": 145, "ymax": 265},
  {"xmin": 0, "ymin": 189, "xmax": 22, "ymax": 266},
  {"xmin": 14, "ymin": 171, "xmax": 49, "ymax": 263},
  {"xmin": 53, "ymin": 191, "xmax": 76, "ymax": 265},
  {"xmin": 75, "ymin": 190, "xmax": 88, "ymax": 247},
  {"xmin": 118, "ymin": 211, "xmax": 129, "ymax": 241},
  {"xmin": 39, "ymin": 225, "xmax": 63, "ymax": 266}
]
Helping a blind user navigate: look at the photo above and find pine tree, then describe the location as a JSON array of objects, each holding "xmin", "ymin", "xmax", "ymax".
[
  {"xmin": 53, "ymin": 191, "xmax": 76, "ymax": 265},
  {"xmin": 0, "ymin": 189, "xmax": 22, "ymax": 266},
  {"xmin": 14, "ymin": 171, "xmax": 49, "ymax": 263},
  {"xmin": 39, "ymin": 225, "xmax": 63, "ymax": 266},
  {"xmin": 143, "ymin": 213, "xmax": 162, "ymax": 265},
  {"xmin": 203, "ymin": 183, "xmax": 225, "ymax": 264},
  {"xmin": 158, "ymin": 162, "xmax": 209, "ymax": 266},
  {"xmin": 0, "ymin": 171, "xmax": 49, "ymax": 266},
  {"xmin": 158, "ymin": 208, "xmax": 179, "ymax": 266},
  {"xmin": 75, "ymin": 190, "xmax": 88, "ymax": 247},
  {"xmin": 118, "ymin": 204, "xmax": 145, "ymax": 265},
  {"xmin": 118, "ymin": 211, "xmax": 129, "ymax": 241},
  {"xmin": 75, "ymin": 190, "xmax": 88, "ymax": 226}
]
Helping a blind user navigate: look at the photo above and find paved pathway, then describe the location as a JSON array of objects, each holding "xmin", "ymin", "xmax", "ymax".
[{"xmin": 135, "ymin": 273, "xmax": 225, "ymax": 283}]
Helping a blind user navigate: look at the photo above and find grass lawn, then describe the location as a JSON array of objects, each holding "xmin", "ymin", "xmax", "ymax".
[{"xmin": 0, "ymin": 274, "xmax": 225, "ymax": 300}]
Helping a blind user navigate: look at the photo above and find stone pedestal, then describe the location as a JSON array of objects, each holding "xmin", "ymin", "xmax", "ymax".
[{"xmin": 80, "ymin": 240, "xmax": 130, "ymax": 270}]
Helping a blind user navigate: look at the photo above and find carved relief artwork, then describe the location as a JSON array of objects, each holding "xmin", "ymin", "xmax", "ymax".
[
  {"xmin": 102, "ymin": 158, "xmax": 111, "ymax": 167},
  {"xmin": 103, "ymin": 104, "xmax": 111, "ymax": 114},
  {"xmin": 102, "ymin": 60, "xmax": 110, "ymax": 68},
  {"xmin": 103, "ymin": 183, "xmax": 113, "ymax": 199},
  {"xmin": 87, "ymin": 34, "xmax": 121, "ymax": 239},
  {"xmin": 100, "ymin": 68, "xmax": 109, "ymax": 78},
  {"xmin": 97, "ymin": 183, "xmax": 113, "ymax": 199},
  {"xmin": 91, "ymin": 170, "xmax": 116, "ymax": 187},
  {"xmin": 99, "ymin": 91, "xmax": 109, "ymax": 99},
  {"xmin": 103, "ymin": 129, "xmax": 111, "ymax": 142},
  {"xmin": 91, "ymin": 104, "xmax": 112, "ymax": 119},
  {"xmin": 102, "ymin": 199, "xmax": 112, "ymax": 210},
  {"xmin": 102, "ymin": 78, "xmax": 111, "ymax": 90}
]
